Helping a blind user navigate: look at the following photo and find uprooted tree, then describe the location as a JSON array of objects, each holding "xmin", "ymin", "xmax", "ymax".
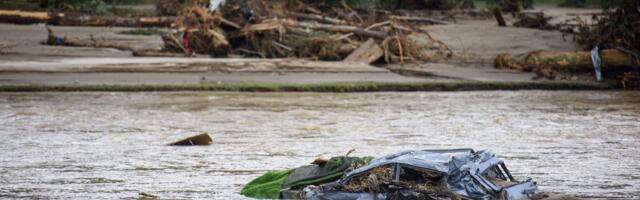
[{"xmin": 495, "ymin": 0, "xmax": 640, "ymax": 87}]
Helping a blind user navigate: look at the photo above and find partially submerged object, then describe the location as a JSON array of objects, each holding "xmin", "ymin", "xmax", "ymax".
[
  {"xmin": 169, "ymin": 132, "xmax": 213, "ymax": 146},
  {"xmin": 242, "ymin": 149, "xmax": 537, "ymax": 200}
]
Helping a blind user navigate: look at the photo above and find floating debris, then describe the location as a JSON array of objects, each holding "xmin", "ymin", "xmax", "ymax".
[
  {"xmin": 137, "ymin": 192, "xmax": 158, "ymax": 200},
  {"xmin": 169, "ymin": 132, "xmax": 213, "ymax": 146},
  {"xmin": 243, "ymin": 149, "xmax": 538, "ymax": 200}
]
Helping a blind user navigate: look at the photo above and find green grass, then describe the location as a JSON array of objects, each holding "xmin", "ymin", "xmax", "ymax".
[{"xmin": 0, "ymin": 81, "xmax": 622, "ymax": 92}]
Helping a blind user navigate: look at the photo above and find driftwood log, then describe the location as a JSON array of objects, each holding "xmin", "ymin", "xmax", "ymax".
[
  {"xmin": 496, "ymin": 49, "xmax": 640, "ymax": 73},
  {"xmin": 525, "ymin": 50, "xmax": 639, "ymax": 71},
  {"xmin": 0, "ymin": 9, "xmax": 175, "ymax": 27}
]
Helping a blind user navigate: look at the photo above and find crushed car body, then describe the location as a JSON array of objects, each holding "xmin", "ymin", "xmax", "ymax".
[
  {"xmin": 300, "ymin": 149, "xmax": 537, "ymax": 200},
  {"xmin": 242, "ymin": 149, "xmax": 537, "ymax": 200}
]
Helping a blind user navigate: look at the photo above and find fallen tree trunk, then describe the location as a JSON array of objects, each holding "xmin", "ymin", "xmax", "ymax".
[
  {"xmin": 525, "ymin": 50, "xmax": 639, "ymax": 71},
  {"xmin": 495, "ymin": 49, "xmax": 640, "ymax": 78},
  {"xmin": 0, "ymin": 9, "xmax": 175, "ymax": 27},
  {"xmin": 0, "ymin": 9, "xmax": 49, "ymax": 24}
]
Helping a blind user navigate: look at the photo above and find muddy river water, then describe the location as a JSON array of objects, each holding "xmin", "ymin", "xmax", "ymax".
[{"xmin": 0, "ymin": 91, "xmax": 639, "ymax": 199}]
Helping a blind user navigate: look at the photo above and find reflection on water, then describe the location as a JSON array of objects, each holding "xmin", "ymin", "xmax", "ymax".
[{"xmin": 0, "ymin": 91, "xmax": 639, "ymax": 199}]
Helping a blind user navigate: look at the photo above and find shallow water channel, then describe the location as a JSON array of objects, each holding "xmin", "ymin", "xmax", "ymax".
[{"xmin": 1, "ymin": 91, "xmax": 639, "ymax": 199}]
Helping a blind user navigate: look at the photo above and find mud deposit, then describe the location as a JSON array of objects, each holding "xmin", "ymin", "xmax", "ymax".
[{"xmin": 1, "ymin": 91, "xmax": 639, "ymax": 199}]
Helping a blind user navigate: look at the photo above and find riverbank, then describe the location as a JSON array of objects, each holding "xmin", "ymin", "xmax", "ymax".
[
  {"xmin": 0, "ymin": 5, "xmax": 617, "ymax": 92},
  {"xmin": 0, "ymin": 80, "xmax": 620, "ymax": 92}
]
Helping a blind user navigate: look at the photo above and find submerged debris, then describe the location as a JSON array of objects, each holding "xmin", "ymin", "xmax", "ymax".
[
  {"xmin": 137, "ymin": 192, "xmax": 158, "ymax": 200},
  {"xmin": 241, "ymin": 149, "xmax": 538, "ymax": 200},
  {"xmin": 169, "ymin": 132, "xmax": 213, "ymax": 146}
]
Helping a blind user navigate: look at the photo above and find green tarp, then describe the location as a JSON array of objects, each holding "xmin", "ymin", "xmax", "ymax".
[{"xmin": 240, "ymin": 156, "xmax": 371, "ymax": 199}]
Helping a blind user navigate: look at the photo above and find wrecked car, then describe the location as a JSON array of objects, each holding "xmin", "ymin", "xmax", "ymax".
[{"xmin": 242, "ymin": 149, "xmax": 537, "ymax": 200}]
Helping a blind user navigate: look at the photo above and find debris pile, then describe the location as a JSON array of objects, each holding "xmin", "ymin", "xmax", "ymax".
[
  {"xmin": 294, "ymin": 149, "xmax": 537, "ymax": 200},
  {"xmin": 497, "ymin": 1, "xmax": 640, "ymax": 87},
  {"xmin": 156, "ymin": 0, "xmax": 453, "ymax": 63},
  {"xmin": 495, "ymin": 49, "xmax": 639, "ymax": 80},
  {"xmin": 572, "ymin": 0, "xmax": 640, "ymax": 54}
]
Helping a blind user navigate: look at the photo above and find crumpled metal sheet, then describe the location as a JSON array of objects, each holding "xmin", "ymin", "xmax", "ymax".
[{"xmin": 304, "ymin": 149, "xmax": 538, "ymax": 200}]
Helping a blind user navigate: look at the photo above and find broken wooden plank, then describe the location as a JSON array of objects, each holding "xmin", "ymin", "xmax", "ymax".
[
  {"xmin": 169, "ymin": 133, "xmax": 213, "ymax": 146},
  {"xmin": 343, "ymin": 38, "xmax": 384, "ymax": 64}
]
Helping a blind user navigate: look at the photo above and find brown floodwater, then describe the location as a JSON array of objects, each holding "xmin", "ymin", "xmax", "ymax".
[{"xmin": 0, "ymin": 91, "xmax": 639, "ymax": 199}]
